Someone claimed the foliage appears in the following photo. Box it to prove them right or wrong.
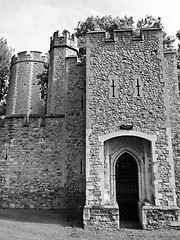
[137,15,175,50]
[162,33,175,50]
[75,15,175,51]
[176,31,180,87]
[176,30,180,41]
[0,37,13,116]
[37,63,49,107]
[176,31,180,70]
[75,15,134,60]
[75,15,134,39]
[38,15,176,102]
[136,15,163,29]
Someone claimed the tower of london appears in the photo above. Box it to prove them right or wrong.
[1,28,180,229]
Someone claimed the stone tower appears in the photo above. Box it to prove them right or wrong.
[6,51,47,117]
[2,27,180,230]
[47,30,78,115]
[83,28,180,229]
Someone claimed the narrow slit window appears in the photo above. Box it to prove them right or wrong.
[80,158,83,174]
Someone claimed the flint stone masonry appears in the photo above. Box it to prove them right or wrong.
[6,51,48,117]
[47,30,78,115]
[83,206,119,229]
[0,116,85,209]
[164,51,180,208]
[84,28,180,228]
[2,28,180,229]
[142,206,180,229]
[3,31,86,210]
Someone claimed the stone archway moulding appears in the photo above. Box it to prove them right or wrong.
[99,130,157,144]
[98,130,159,205]
[109,147,144,205]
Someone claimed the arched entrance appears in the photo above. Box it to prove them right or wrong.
[116,152,139,221]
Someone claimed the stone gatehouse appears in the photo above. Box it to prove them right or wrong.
[1,28,180,229]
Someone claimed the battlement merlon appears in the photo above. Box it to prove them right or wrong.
[86,28,163,43]
[11,51,48,66]
[50,30,78,53]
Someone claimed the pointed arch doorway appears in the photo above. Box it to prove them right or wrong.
[116,152,139,221]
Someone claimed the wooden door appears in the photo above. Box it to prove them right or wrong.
[116,152,139,221]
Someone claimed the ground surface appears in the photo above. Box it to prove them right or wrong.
[0,209,180,240]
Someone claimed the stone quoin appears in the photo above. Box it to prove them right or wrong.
[1,28,180,229]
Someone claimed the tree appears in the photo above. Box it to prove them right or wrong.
[137,15,175,50]
[38,15,176,103]
[75,15,134,52]
[38,15,134,103]
[75,15,175,51]
[75,15,135,60]
[176,30,180,70]
[0,37,13,116]
[37,63,49,113]
[136,15,163,29]
[75,15,134,38]
[37,63,49,103]
[176,30,180,42]
[175,31,180,86]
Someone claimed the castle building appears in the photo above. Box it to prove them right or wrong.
[1,28,180,229]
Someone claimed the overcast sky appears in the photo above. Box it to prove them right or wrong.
[0,0,180,54]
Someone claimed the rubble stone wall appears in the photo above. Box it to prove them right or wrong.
[64,56,86,207]
[165,51,180,208]
[0,115,85,209]
[85,28,179,228]
[142,206,180,229]
[6,51,47,117]
[2,30,86,209]
[47,30,78,115]
[86,29,175,207]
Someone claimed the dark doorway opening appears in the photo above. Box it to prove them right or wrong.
[116,152,139,221]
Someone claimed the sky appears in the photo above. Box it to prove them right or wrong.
[0,0,180,54]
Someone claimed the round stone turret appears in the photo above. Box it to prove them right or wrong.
[6,51,48,117]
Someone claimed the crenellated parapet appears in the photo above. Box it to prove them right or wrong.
[11,51,48,66]
[86,28,162,43]
[47,30,79,115]
[50,30,78,52]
